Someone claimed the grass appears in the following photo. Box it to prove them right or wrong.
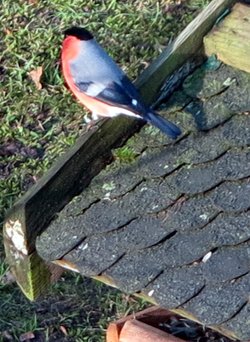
[113,146,138,163]
[0,0,210,340]
[0,270,149,341]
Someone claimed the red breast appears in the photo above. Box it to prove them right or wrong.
[61,37,111,116]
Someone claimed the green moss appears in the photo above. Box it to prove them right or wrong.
[113,146,138,164]
[102,181,116,192]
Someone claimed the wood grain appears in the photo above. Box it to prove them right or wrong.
[204,3,250,73]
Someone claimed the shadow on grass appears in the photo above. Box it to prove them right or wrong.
[0,272,148,341]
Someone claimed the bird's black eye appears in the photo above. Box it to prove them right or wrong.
[64,27,93,41]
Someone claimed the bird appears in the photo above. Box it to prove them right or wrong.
[61,26,181,139]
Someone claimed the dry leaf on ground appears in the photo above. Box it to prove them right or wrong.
[29,66,43,90]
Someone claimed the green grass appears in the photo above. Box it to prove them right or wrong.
[0,271,149,341]
[113,146,138,163]
[0,0,210,340]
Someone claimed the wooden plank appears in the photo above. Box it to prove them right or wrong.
[204,3,250,73]
[3,0,236,300]
[3,117,141,299]
[4,117,139,254]
[106,306,174,342]
[137,0,236,103]
[3,220,65,300]
[118,320,183,342]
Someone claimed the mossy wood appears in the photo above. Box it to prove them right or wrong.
[4,0,236,300]
[204,2,250,74]
[137,0,236,103]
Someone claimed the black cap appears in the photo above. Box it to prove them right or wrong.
[64,27,93,40]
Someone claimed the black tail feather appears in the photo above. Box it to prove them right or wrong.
[144,111,181,139]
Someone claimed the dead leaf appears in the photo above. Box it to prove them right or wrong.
[29,66,43,90]
[60,325,68,336]
[4,28,12,35]
[0,270,16,285]
[2,331,13,341]
[19,331,35,341]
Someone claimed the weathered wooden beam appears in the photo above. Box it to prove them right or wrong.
[137,0,236,103]
[204,3,250,74]
[3,117,141,299]
[3,0,236,300]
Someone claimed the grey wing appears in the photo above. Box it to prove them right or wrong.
[75,78,146,116]
[70,40,125,87]
[69,40,146,113]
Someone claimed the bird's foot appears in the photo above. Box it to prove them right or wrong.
[84,114,99,131]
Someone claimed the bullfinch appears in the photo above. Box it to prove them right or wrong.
[61,27,181,139]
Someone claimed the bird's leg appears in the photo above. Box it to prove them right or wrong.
[85,112,100,131]
[91,112,99,121]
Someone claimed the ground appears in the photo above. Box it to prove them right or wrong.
[0,1,211,341]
